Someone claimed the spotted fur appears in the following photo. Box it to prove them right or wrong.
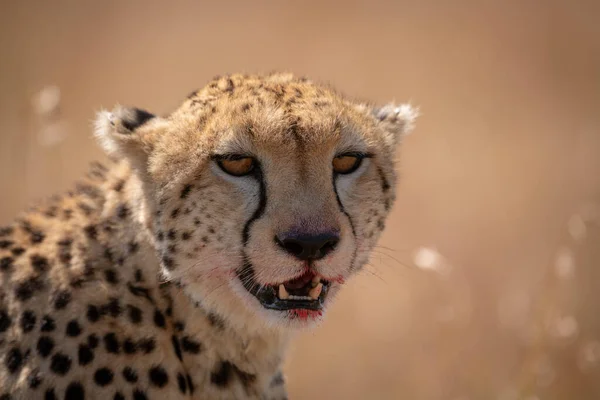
[0,73,417,399]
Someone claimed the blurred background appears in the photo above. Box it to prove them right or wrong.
[1,1,599,399]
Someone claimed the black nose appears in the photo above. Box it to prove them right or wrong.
[276,232,340,261]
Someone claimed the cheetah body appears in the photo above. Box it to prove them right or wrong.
[0,73,416,399]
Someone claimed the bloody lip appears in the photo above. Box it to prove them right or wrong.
[236,265,331,312]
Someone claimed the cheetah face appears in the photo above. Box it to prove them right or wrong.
[95,75,417,330]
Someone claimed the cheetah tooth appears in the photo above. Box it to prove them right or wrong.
[310,275,321,288]
[278,284,289,300]
[308,282,323,299]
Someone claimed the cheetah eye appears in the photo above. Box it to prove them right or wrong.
[216,155,256,176]
[332,153,365,175]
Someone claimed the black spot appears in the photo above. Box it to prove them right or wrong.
[167,229,176,240]
[157,231,164,241]
[181,336,201,354]
[88,334,99,348]
[177,373,187,393]
[50,352,71,375]
[0,240,13,249]
[174,321,185,331]
[11,247,25,256]
[76,183,102,199]
[121,108,155,131]
[20,310,36,333]
[0,395,11,400]
[5,347,23,373]
[148,366,169,387]
[37,336,55,358]
[123,367,138,383]
[180,184,193,199]
[128,241,139,253]
[0,310,11,332]
[104,269,119,285]
[29,230,45,244]
[58,248,72,265]
[208,312,225,330]
[224,78,235,93]
[127,305,143,324]
[211,361,232,387]
[113,393,125,400]
[134,269,143,282]
[113,179,125,192]
[87,305,101,322]
[162,256,175,270]
[15,276,45,301]
[270,371,285,387]
[84,225,97,240]
[63,209,73,220]
[66,319,82,337]
[104,333,120,353]
[40,315,56,332]
[64,382,85,400]
[186,374,195,394]
[138,338,156,354]
[123,338,137,354]
[27,368,43,388]
[171,208,180,219]
[132,390,147,400]
[0,226,13,236]
[127,283,154,303]
[54,290,72,309]
[233,365,256,388]
[78,344,94,366]
[116,203,129,219]
[181,231,191,240]
[57,238,73,265]
[102,297,121,317]
[94,367,114,386]
[45,388,57,400]
[0,256,14,271]
[30,254,49,272]
[103,248,114,262]
[153,310,166,328]
[171,335,182,361]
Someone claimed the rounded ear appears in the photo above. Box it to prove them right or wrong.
[370,103,419,145]
[94,105,158,165]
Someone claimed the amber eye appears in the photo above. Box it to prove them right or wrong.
[217,156,256,176]
[332,154,363,174]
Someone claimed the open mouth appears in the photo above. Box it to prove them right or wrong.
[237,265,330,311]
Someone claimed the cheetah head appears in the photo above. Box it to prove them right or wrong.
[95,74,417,331]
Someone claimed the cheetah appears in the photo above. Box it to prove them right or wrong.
[0,73,417,399]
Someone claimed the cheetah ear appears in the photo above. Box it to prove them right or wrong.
[94,106,159,164]
[370,103,419,145]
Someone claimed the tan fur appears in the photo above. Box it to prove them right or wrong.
[0,72,416,399]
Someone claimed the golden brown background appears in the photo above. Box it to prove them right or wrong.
[1,1,599,399]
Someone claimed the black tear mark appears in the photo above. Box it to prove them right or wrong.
[331,174,358,270]
[241,163,267,245]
